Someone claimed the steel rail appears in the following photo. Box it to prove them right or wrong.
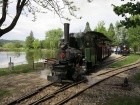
[102,56,126,66]
[55,61,140,105]
[29,79,87,105]
[7,82,55,105]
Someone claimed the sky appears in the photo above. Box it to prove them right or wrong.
[0,0,139,41]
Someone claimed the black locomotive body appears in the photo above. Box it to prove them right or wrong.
[47,23,111,83]
[121,45,130,56]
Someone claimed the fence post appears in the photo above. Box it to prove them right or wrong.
[9,57,14,71]
[33,58,34,69]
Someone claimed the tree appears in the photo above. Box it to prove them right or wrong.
[84,22,92,32]
[14,42,23,48]
[94,21,108,35]
[112,1,140,28]
[114,21,122,45]
[0,0,93,37]
[114,21,129,46]
[128,26,140,53]
[40,40,50,49]
[2,42,15,49]
[33,39,40,49]
[108,23,116,45]
[25,31,34,49]
[45,28,63,49]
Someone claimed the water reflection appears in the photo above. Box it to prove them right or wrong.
[0,50,57,68]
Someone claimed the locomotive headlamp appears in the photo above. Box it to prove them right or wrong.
[60,52,65,59]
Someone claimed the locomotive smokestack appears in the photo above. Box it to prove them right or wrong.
[64,23,70,43]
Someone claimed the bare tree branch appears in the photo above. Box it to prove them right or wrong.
[0,0,90,37]
[0,0,8,27]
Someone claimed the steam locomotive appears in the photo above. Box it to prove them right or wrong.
[47,23,111,83]
[121,45,130,56]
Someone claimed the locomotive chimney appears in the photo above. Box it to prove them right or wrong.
[64,23,70,43]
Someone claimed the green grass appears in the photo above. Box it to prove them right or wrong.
[0,89,12,97]
[0,62,43,76]
[109,54,140,68]
[104,97,140,105]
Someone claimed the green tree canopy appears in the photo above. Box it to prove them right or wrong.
[112,1,140,28]
[94,21,108,36]
[2,42,15,49]
[33,39,40,49]
[84,22,92,32]
[114,21,122,45]
[107,23,116,45]
[25,31,35,49]
[128,26,140,52]
[14,42,23,48]
[45,28,63,49]
[113,21,129,46]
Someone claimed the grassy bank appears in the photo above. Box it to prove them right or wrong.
[104,97,140,105]
[0,62,43,76]
[0,89,12,98]
[109,54,140,68]
[131,73,140,84]
[0,47,26,52]
[0,47,58,52]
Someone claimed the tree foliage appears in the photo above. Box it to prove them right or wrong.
[33,39,40,49]
[107,23,116,45]
[40,40,50,49]
[2,42,15,49]
[84,22,92,32]
[112,1,140,28]
[94,21,108,36]
[14,42,23,48]
[113,21,129,46]
[45,28,63,49]
[128,26,140,52]
[114,21,122,45]
[25,31,34,49]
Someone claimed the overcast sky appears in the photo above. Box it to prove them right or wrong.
[0,0,139,41]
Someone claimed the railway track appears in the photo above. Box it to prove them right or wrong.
[40,60,140,105]
[56,61,140,105]
[7,79,87,105]
[7,82,56,105]
[7,56,137,105]
[102,56,126,66]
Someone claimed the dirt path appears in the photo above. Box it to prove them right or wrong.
[0,71,49,105]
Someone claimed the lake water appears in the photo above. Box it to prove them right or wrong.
[0,51,56,68]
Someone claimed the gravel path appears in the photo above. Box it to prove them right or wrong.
[0,71,49,105]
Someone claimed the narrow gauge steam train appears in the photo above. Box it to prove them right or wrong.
[120,45,130,56]
[47,23,111,83]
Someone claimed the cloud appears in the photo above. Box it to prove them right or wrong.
[1,0,139,40]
